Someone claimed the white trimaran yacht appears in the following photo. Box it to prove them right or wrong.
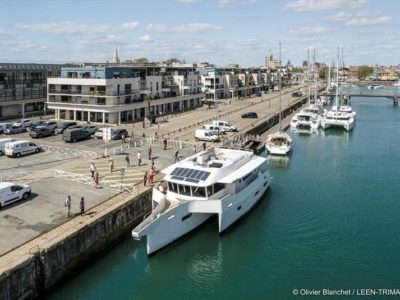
[132,147,271,255]
[266,42,292,155]
[321,46,355,132]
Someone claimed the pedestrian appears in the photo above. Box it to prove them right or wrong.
[94,171,99,188]
[90,163,96,178]
[109,158,114,173]
[143,171,147,187]
[155,132,158,138]
[121,134,126,144]
[80,197,85,216]
[194,145,197,154]
[142,132,145,138]
[174,149,179,162]
[125,154,130,167]
[151,159,155,170]
[163,139,167,150]
[137,151,142,166]
[202,142,206,151]
[148,146,152,160]
[64,195,72,218]
[148,168,154,184]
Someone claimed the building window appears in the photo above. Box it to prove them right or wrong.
[97,98,106,105]
[156,82,159,91]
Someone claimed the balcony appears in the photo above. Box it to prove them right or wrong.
[48,89,138,96]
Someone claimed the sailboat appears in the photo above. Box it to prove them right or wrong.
[266,42,292,155]
[321,46,355,132]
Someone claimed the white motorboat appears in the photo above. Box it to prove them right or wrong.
[393,80,400,87]
[321,111,354,131]
[290,111,320,130]
[267,42,293,155]
[265,131,292,155]
[367,84,383,90]
[132,147,272,255]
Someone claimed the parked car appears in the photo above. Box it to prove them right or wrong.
[29,127,55,138]
[111,129,128,140]
[63,128,91,142]
[95,128,106,139]
[0,123,12,134]
[4,125,25,135]
[241,112,258,118]
[0,182,31,209]
[4,140,42,157]
[55,122,77,134]
[82,125,98,135]
[212,120,237,132]
[29,120,46,131]
[195,129,219,142]
[292,91,303,97]
[0,138,15,155]
[256,92,262,97]
[38,121,58,132]
[13,119,31,128]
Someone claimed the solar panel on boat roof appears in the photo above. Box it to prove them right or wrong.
[170,168,211,182]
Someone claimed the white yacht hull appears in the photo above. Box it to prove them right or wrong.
[133,173,271,255]
[266,145,291,155]
[321,119,354,131]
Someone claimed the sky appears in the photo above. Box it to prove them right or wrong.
[0,0,399,67]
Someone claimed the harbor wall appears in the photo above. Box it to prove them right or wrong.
[0,189,152,300]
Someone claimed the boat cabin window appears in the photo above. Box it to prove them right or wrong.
[168,182,178,192]
[178,184,191,196]
[192,186,206,198]
[206,186,212,197]
[213,183,226,194]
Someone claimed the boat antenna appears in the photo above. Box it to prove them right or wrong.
[279,42,282,131]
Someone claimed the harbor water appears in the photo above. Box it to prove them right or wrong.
[49,90,400,300]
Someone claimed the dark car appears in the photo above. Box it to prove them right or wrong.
[4,125,25,135]
[29,120,46,131]
[241,112,258,118]
[292,91,303,97]
[0,123,12,134]
[73,125,98,135]
[29,127,55,138]
[256,92,262,97]
[55,122,77,134]
[63,128,91,142]
[111,129,128,140]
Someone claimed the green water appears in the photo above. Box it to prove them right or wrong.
[49,94,400,300]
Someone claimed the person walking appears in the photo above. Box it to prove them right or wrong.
[80,197,85,216]
[194,145,197,154]
[90,163,96,178]
[174,149,179,162]
[202,142,206,151]
[64,195,72,218]
[148,146,152,160]
[94,171,99,188]
[137,151,142,166]
[121,133,126,144]
[109,158,114,173]
[163,139,167,150]
[143,171,147,187]
[125,154,130,168]
[148,168,154,184]
[151,159,155,170]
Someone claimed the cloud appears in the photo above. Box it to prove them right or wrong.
[147,23,222,33]
[344,12,392,26]
[327,11,351,22]
[15,21,139,35]
[121,22,139,29]
[288,26,329,36]
[176,0,200,2]
[138,35,152,42]
[285,0,367,12]
[219,0,234,7]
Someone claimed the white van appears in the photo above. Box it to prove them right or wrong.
[202,124,226,135]
[195,129,219,142]
[0,182,31,209]
[13,119,31,128]
[4,140,42,158]
[0,138,15,155]
[212,120,237,132]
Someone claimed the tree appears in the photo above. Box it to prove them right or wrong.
[165,57,185,65]
[133,57,149,64]
[319,67,326,79]
[358,66,374,80]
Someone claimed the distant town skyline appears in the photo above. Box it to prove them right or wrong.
[0,0,399,66]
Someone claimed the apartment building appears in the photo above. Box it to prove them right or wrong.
[47,65,204,124]
[0,63,62,120]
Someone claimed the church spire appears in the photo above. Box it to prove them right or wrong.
[112,48,120,64]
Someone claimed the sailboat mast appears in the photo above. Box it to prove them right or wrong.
[327,59,331,91]
[336,46,339,120]
[279,42,282,130]
[313,48,317,102]
[307,48,310,105]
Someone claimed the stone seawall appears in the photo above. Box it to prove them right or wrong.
[0,189,152,300]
